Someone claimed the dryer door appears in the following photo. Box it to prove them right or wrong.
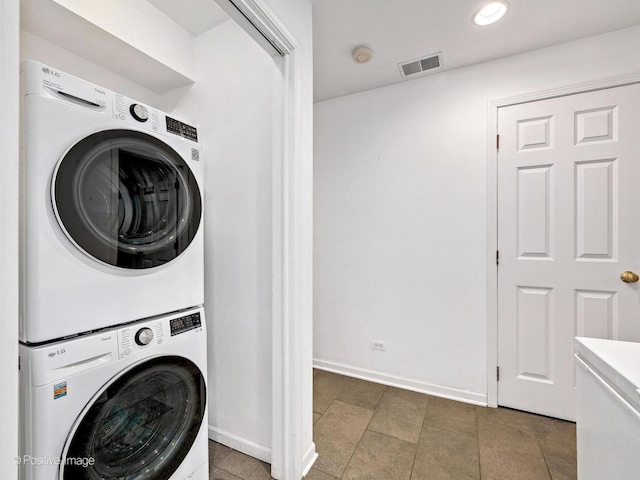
[60,356,206,480]
[53,129,202,269]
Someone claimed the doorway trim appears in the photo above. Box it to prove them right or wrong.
[216,1,314,479]
[486,71,640,408]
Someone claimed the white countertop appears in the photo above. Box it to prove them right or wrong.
[575,337,640,412]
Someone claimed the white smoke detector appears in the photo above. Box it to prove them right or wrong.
[352,46,373,64]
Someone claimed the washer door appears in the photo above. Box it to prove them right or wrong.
[61,356,206,480]
[53,129,202,269]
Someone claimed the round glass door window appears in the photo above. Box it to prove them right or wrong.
[61,356,206,480]
[53,129,202,269]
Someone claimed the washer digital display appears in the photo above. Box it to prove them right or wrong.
[170,313,202,336]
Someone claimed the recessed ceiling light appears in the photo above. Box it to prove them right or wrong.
[473,0,510,26]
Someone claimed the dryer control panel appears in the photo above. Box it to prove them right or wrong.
[166,116,198,142]
[116,308,205,360]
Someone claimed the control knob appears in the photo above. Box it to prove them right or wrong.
[129,103,149,122]
[135,327,154,346]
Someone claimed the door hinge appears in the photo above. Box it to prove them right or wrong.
[496,250,499,265]
[496,366,500,381]
[496,134,500,150]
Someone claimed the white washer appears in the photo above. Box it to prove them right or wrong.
[20,60,204,343]
[19,307,208,480]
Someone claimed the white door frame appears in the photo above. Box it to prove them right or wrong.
[0,1,20,479]
[216,1,312,479]
[486,71,640,408]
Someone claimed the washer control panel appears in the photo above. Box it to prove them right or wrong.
[129,103,149,122]
[135,327,154,346]
[170,312,202,336]
[118,320,164,359]
[116,309,204,359]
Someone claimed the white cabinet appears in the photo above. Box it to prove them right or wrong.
[575,337,640,480]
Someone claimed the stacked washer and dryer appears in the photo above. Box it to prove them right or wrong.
[19,61,208,480]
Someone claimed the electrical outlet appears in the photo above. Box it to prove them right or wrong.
[371,340,386,351]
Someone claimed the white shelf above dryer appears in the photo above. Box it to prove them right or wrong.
[21,0,196,94]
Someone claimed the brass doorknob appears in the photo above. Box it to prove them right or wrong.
[621,271,639,283]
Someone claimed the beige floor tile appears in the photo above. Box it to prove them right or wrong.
[342,430,416,480]
[217,451,272,480]
[309,371,576,480]
[477,420,551,480]
[367,389,428,444]
[209,440,234,467]
[385,387,430,409]
[529,415,576,457]
[413,465,477,480]
[526,415,576,479]
[337,376,387,410]
[423,396,477,437]
[210,466,245,480]
[543,452,577,480]
[314,371,348,414]
[313,400,374,477]
[475,405,536,431]
[411,426,479,480]
[304,468,337,480]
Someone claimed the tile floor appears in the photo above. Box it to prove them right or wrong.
[309,370,576,480]
[208,441,274,480]
[208,369,577,480]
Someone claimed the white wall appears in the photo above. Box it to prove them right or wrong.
[166,19,278,457]
[165,0,316,468]
[314,25,640,402]
[177,1,316,474]
[0,1,20,479]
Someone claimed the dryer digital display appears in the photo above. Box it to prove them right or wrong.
[166,116,198,142]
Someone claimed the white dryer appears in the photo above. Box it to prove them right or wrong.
[19,307,208,480]
[20,61,204,343]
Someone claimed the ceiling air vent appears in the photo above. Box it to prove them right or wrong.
[398,52,443,78]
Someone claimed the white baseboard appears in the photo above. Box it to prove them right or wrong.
[313,359,487,406]
[301,442,318,477]
[208,425,271,464]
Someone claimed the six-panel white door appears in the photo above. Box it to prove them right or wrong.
[497,83,640,421]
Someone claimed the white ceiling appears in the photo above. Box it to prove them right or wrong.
[312,0,640,103]
[148,0,229,36]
